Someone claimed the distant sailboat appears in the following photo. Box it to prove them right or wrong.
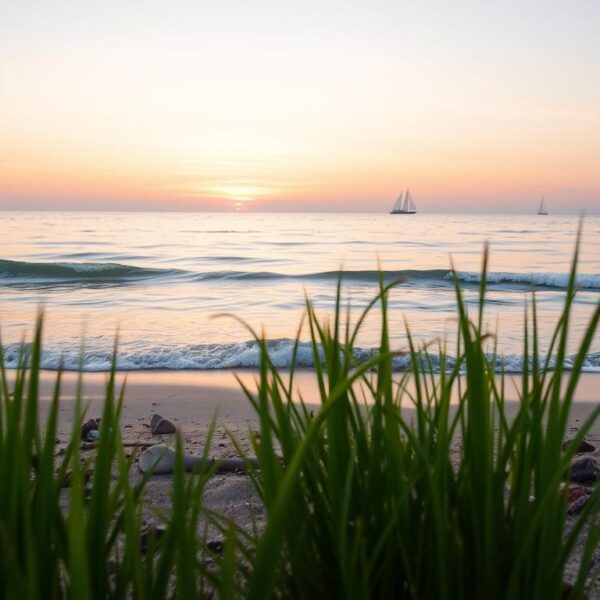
[390,189,417,214]
[537,196,548,215]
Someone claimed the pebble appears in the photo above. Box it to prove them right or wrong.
[570,457,600,484]
[206,539,224,554]
[150,414,176,435]
[80,417,101,441]
[86,430,100,442]
[562,438,596,454]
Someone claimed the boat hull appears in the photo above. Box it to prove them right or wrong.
[390,211,417,214]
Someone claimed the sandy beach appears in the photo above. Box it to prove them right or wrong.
[28,369,599,531]
[33,369,600,450]
[35,368,600,431]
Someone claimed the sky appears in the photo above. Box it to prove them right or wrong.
[1,1,599,213]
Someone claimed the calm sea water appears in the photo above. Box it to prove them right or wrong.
[0,211,598,372]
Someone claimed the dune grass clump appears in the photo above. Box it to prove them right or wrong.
[231,241,600,599]
[0,238,598,598]
[0,332,220,597]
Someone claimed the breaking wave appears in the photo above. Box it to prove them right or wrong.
[451,271,600,290]
[2,339,599,373]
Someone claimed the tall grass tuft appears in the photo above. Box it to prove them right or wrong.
[231,237,600,599]
[0,322,236,597]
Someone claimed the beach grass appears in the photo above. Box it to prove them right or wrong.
[0,239,599,598]
[229,240,600,599]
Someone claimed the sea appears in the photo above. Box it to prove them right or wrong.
[0,211,598,373]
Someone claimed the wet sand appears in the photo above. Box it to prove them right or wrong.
[33,368,600,418]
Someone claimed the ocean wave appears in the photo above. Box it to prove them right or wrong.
[0,259,182,284]
[1,259,598,290]
[2,340,599,374]
[452,271,600,290]
[187,269,451,283]
[186,268,600,291]
[192,269,600,289]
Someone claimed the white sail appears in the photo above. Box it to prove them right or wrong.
[406,189,416,212]
[538,196,548,215]
[390,188,417,214]
[402,192,409,212]
[392,191,404,212]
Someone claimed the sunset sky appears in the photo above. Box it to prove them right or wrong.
[1,1,599,212]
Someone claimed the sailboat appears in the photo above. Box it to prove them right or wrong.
[537,196,548,215]
[390,189,417,214]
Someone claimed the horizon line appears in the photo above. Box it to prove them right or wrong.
[0,208,596,216]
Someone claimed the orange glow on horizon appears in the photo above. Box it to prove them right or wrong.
[1,3,599,212]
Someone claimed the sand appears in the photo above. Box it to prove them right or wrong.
[36,368,600,422]
[32,368,599,464]
[36,369,600,449]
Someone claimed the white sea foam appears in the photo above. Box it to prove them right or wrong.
[2,341,599,374]
[451,271,600,290]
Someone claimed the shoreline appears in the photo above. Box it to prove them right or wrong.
[24,367,600,401]
[14,368,598,445]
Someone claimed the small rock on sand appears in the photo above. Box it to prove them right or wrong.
[562,438,596,454]
[570,457,600,484]
[150,414,176,435]
[81,417,101,440]
[206,539,224,554]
